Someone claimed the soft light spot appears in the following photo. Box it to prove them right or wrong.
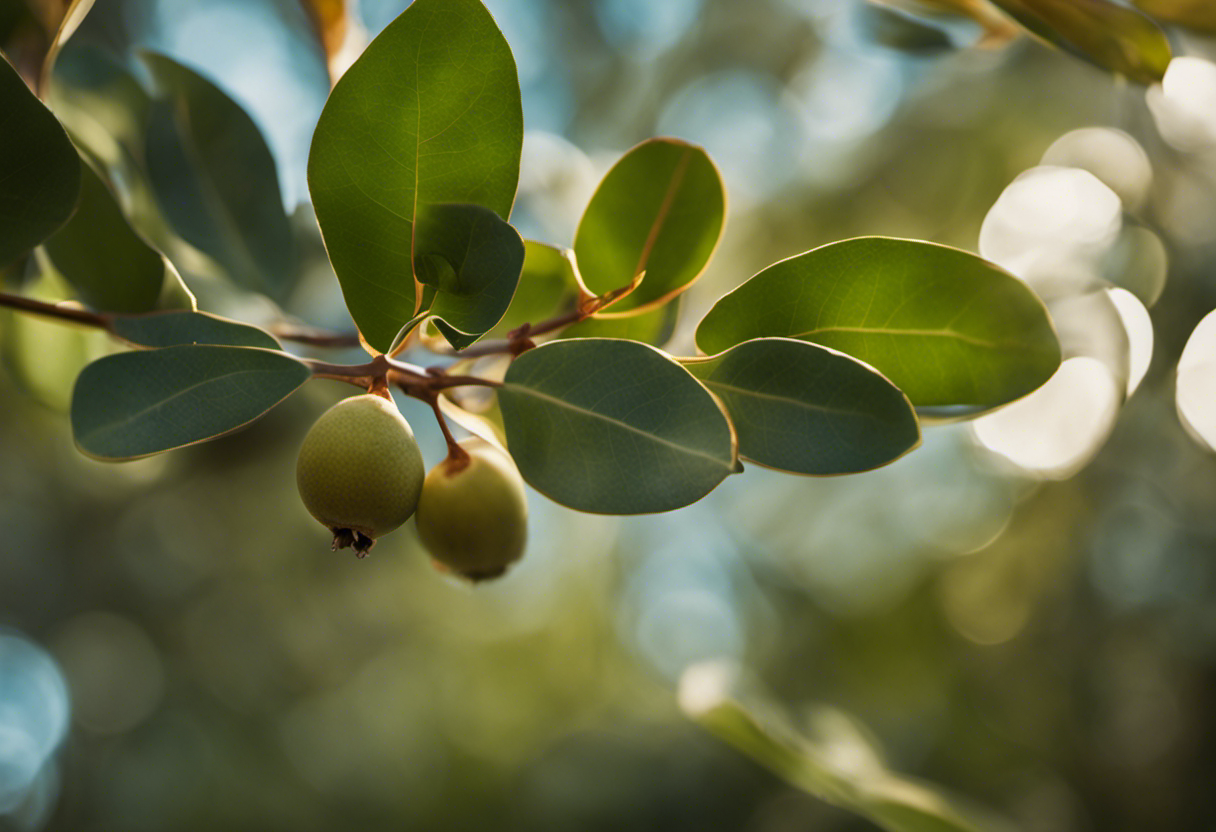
[1176,309,1216,452]
[1107,288,1153,398]
[979,167,1122,297]
[972,357,1121,479]
[1041,127,1152,210]
[1147,57,1216,152]
[677,660,737,717]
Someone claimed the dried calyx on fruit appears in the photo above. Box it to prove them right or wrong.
[415,438,528,581]
[296,392,426,557]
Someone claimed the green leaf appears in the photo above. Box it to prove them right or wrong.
[43,155,164,313]
[0,53,81,268]
[308,0,523,353]
[412,203,525,350]
[487,241,580,339]
[696,237,1061,409]
[988,0,1171,83]
[574,138,724,314]
[679,663,1012,832]
[498,338,737,514]
[141,52,297,299]
[559,301,680,347]
[48,44,152,166]
[683,338,920,474]
[1,268,109,413]
[109,311,281,350]
[1133,0,1216,32]
[71,345,310,460]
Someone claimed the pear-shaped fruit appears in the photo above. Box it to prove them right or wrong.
[415,439,528,581]
[296,393,425,556]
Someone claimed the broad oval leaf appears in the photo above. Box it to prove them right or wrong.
[498,338,737,514]
[574,138,724,315]
[413,203,525,350]
[684,338,920,474]
[308,0,523,353]
[109,311,281,350]
[487,241,580,339]
[559,301,680,347]
[43,155,164,313]
[696,237,1061,409]
[989,0,1171,83]
[142,52,297,299]
[0,53,81,268]
[71,345,310,460]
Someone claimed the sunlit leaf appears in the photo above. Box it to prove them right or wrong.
[487,241,580,340]
[43,155,164,314]
[574,138,724,315]
[1133,0,1216,32]
[142,51,297,299]
[679,662,1012,832]
[109,311,281,350]
[412,203,525,350]
[559,301,680,347]
[1,268,108,413]
[0,52,80,267]
[308,0,523,353]
[696,237,1061,409]
[498,338,737,514]
[988,0,1171,83]
[684,338,921,474]
[71,344,310,460]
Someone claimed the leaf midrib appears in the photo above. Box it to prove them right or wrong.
[698,377,889,420]
[81,363,289,446]
[502,383,734,471]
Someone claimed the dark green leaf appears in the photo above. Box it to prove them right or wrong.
[0,52,80,267]
[498,338,737,514]
[413,203,525,350]
[487,241,580,339]
[109,311,281,349]
[43,155,164,313]
[71,344,310,459]
[142,52,297,298]
[574,138,724,314]
[559,301,680,347]
[684,338,920,474]
[48,43,151,163]
[1134,0,1216,32]
[308,0,523,353]
[696,237,1061,409]
[989,0,1171,83]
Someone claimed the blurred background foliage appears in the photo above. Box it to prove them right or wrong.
[5,0,1216,829]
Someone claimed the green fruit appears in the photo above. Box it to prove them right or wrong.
[296,393,425,556]
[415,439,528,581]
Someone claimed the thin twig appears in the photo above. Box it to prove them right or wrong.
[0,292,109,328]
[270,324,362,348]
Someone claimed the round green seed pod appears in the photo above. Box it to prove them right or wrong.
[296,393,425,556]
[415,439,528,581]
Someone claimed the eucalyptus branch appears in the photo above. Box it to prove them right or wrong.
[269,323,362,348]
[440,306,587,359]
[0,291,109,328]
